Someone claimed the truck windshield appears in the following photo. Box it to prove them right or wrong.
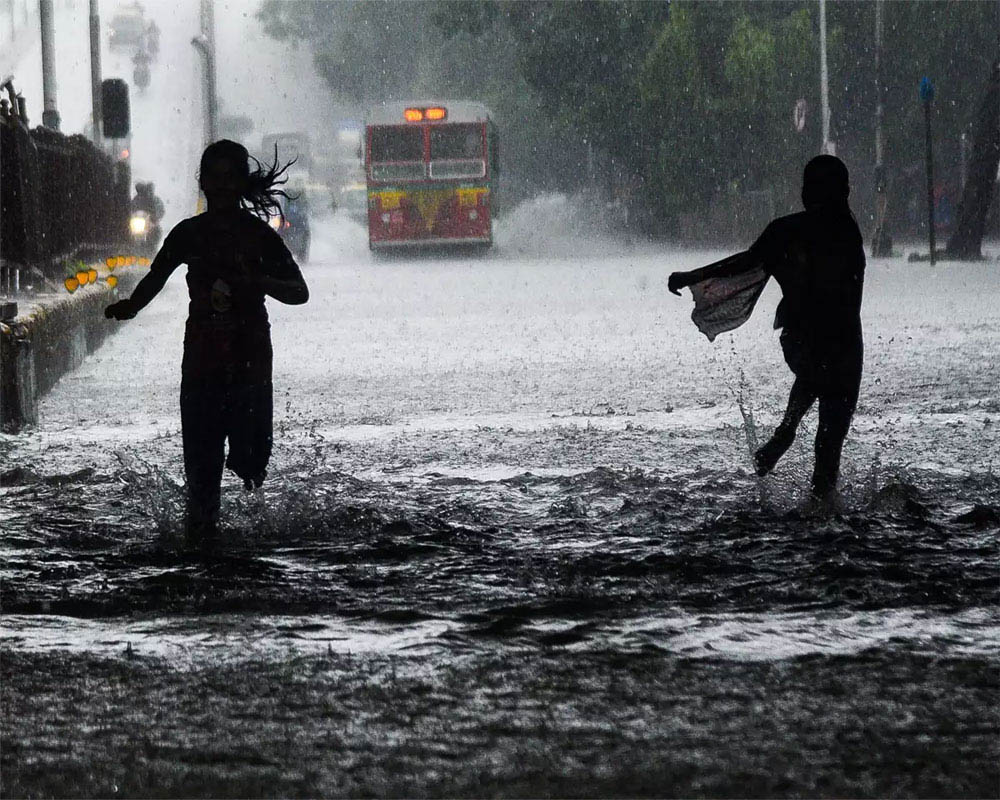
[429,125,483,159]
[429,124,484,178]
[370,127,423,162]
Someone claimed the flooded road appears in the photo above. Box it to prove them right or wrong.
[2,204,999,663]
[3,1,997,794]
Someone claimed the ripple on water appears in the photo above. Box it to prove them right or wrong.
[2,451,998,657]
[2,607,997,663]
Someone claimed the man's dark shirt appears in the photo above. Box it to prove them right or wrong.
[750,207,865,360]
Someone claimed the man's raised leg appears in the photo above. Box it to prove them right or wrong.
[755,377,816,476]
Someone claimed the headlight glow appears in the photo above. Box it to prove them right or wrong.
[129,215,147,235]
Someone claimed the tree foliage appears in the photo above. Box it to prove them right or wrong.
[257,0,998,234]
[256,0,592,200]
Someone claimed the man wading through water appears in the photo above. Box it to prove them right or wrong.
[668,155,865,506]
[106,140,309,543]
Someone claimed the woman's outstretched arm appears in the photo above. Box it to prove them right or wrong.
[105,269,171,319]
[104,228,184,320]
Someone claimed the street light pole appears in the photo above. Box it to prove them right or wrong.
[191,35,218,144]
[819,0,832,154]
[871,0,892,256]
[192,0,218,145]
[89,0,102,145]
[996,0,1000,238]
[920,77,936,265]
[39,0,60,130]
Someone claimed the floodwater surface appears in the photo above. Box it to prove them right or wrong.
[3,203,999,665]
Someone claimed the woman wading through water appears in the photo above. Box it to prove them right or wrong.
[106,140,309,543]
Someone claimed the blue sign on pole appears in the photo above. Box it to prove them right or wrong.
[919,76,935,103]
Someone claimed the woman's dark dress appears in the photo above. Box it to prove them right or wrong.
[148,209,304,528]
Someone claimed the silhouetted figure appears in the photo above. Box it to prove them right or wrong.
[132,50,151,90]
[146,20,160,59]
[106,140,309,542]
[132,181,164,221]
[669,156,865,502]
[131,181,164,249]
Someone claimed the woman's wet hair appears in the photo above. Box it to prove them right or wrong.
[198,139,295,221]
[801,154,850,210]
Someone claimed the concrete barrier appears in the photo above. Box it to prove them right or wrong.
[0,265,144,432]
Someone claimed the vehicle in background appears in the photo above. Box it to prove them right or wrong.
[337,181,369,225]
[365,101,497,251]
[129,181,163,256]
[145,20,159,59]
[109,2,146,49]
[323,120,363,187]
[132,51,151,91]
[319,119,366,223]
[269,184,310,263]
[128,210,158,255]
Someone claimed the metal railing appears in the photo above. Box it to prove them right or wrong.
[1,80,128,296]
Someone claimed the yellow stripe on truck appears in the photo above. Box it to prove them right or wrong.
[374,190,406,211]
[457,188,487,208]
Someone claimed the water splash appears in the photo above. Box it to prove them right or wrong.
[112,448,186,541]
[733,368,760,457]
[730,367,780,512]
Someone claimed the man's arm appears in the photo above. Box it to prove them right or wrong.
[669,251,759,295]
[669,219,783,296]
